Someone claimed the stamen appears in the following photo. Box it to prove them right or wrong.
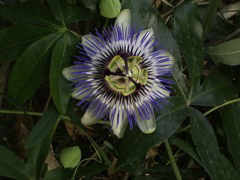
[129,77,141,90]
[105,54,148,96]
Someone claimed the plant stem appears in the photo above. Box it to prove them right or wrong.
[68,29,81,39]
[0,109,70,121]
[0,109,43,116]
[164,140,182,180]
[176,97,240,133]
[203,98,240,116]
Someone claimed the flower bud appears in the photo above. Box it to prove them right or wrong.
[60,146,81,169]
[99,0,121,18]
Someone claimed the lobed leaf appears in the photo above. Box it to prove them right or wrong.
[8,33,62,103]
[0,2,60,26]
[0,24,52,62]
[50,32,78,115]
[47,0,92,25]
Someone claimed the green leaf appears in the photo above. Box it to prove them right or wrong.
[25,134,51,179]
[47,0,65,26]
[0,146,30,180]
[8,33,62,103]
[0,2,60,26]
[122,0,188,102]
[207,38,240,66]
[60,146,81,169]
[25,106,59,148]
[47,0,92,25]
[117,97,189,168]
[222,102,240,174]
[174,2,204,79]
[0,24,52,62]
[190,108,238,180]
[170,137,202,166]
[191,72,237,106]
[203,0,219,37]
[50,33,78,115]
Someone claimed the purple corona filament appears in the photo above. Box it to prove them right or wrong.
[73,26,172,125]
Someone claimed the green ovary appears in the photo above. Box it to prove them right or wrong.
[105,55,148,96]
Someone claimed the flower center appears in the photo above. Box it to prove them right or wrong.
[104,52,148,96]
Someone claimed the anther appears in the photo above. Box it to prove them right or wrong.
[129,77,142,90]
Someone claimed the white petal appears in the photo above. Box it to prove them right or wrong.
[115,9,131,29]
[81,108,99,125]
[158,51,174,69]
[133,28,154,55]
[152,82,170,98]
[62,65,80,82]
[110,102,128,138]
[135,105,156,134]
[71,87,92,100]
[112,116,128,138]
[82,34,102,58]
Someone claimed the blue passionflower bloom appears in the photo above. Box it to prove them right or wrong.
[62,9,174,138]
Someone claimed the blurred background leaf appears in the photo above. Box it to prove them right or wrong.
[208,38,240,66]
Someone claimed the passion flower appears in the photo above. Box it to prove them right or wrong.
[62,9,174,138]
